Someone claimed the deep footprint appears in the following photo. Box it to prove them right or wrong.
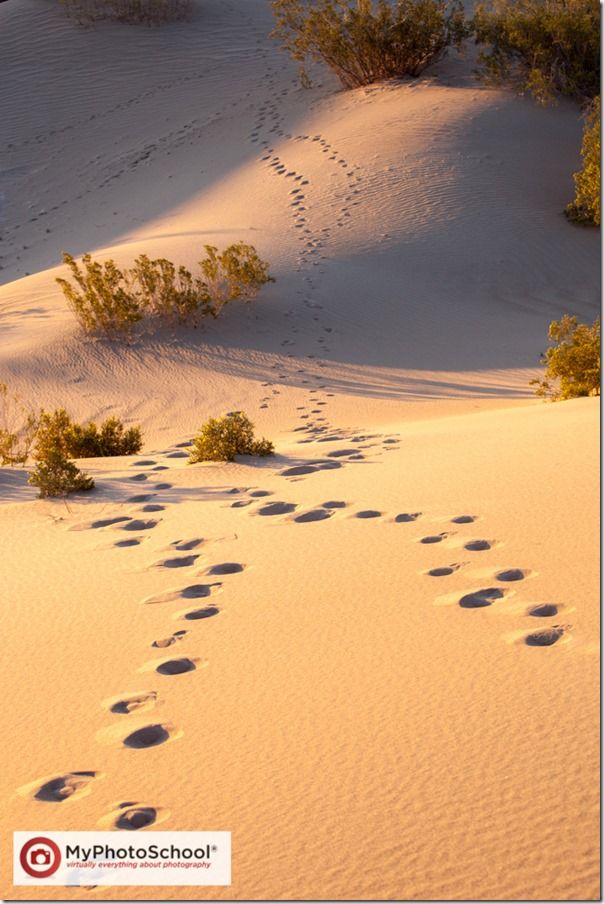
[181,606,220,621]
[123,724,172,748]
[524,626,566,646]
[527,604,559,618]
[496,568,526,581]
[156,658,197,675]
[33,772,98,802]
[206,563,244,575]
[459,587,505,608]
[110,692,157,715]
[395,513,421,523]
[464,540,492,552]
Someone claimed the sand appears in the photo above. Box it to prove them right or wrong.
[0,0,599,900]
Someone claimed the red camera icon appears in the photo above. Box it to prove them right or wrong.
[19,837,61,879]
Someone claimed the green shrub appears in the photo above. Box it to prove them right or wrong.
[56,244,274,336]
[35,409,143,459]
[0,383,38,466]
[566,96,600,226]
[60,0,191,25]
[189,412,275,463]
[200,244,275,314]
[56,254,142,337]
[473,0,600,104]
[28,450,95,499]
[531,315,600,399]
[271,0,468,89]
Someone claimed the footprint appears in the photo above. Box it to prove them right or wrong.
[142,583,221,605]
[294,509,332,523]
[155,658,198,676]
[280,465,318,477]
[257,501,297,516]
[100,802,169,831]
[180,606,220,621]
[355,510,381,519]
[114,538,142,548]
[123,724,176,748]
[527,604,559,618]
[130,474,148,482]
[141,504,165,513]
[153,555,199,569]
[249,490,272,498]
[132,460,156,467]
[72,516,132,531]
[426,564,462,577]
[152,630,187,648]
[395,513,421,523]
[451,515,476,524]
[322,500,347,509]
[127,495,155,504]
[459,587,505,609]
[206,562,244,575]
[524,626,566,647]
[495,568,526,581]
[154,483,172,490]
[328,449,359,458]
[420,533,448,544]
[106,692,158,715]
[18,771,100,803]
[123,519,159,532]
[170,538,203,551]
[464,540,492,552]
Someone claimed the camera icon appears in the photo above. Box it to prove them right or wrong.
[31,848,52,866]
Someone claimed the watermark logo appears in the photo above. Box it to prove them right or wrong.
[19,837,62,879]
[14,832,231,886]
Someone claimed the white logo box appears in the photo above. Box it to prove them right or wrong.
[14,831,231,886]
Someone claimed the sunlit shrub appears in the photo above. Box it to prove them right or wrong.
[28,450,95,498]
[189,412,275,463]
[35,409,143,459]
[566,96,600,226]
[56,244,274,336]
[473,0,600,104]
[531,315,600,399]
[271,0,468,89]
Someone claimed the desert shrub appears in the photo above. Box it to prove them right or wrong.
[566,96,600,226]
[472,0,600,104]
[60,0,191,25]
[0,383,38,466]
[200,243,275,313]
[189,412,275,463]
[531,315,600,399]
[56,254,142,337]
[57,245,274,336]
[35,409,143,459]
[129,255,215,325]
[271,0,468,89]
[28,450,95,499]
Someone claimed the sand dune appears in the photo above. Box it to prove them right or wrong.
[0,0,599,900]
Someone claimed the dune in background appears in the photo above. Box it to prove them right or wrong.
[0,0,599,900]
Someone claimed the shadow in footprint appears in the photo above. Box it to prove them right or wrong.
[171,539,203,551]
[111,692,157,715]
[465,540,491,552]
[258,502,297,516]
[527,604,559,618]
[427,565,459,577]
[355,510,381,519]
[420,534,447,544]
[155,556,199,569]
[123,725,171,749]
[395,513,421,523]
[124,520,158,532]
[525,626,565,646]
[452,515,476,524]
[281,465,318,477]
[116,806,157,830]
[496,569,526,582]
[34,772,98,802]
[207,563,244,575]
[294,509,332,523]
[459,587,504,609]
[114,538,142,548]
[322,500,347,509]
[156,658,197,676]
[182,606,220,621]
